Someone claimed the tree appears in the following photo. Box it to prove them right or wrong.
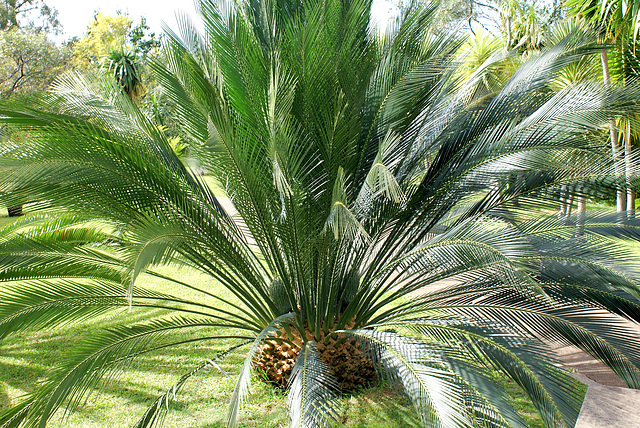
[73,13,148,68]
[567,0,640,216]
[106,47,143,99]
[0,28,69,98]
[0,0,60,33]
[546,18,601,224]
[72,13,160,68]
[1,1,640,427]
[72,13,133,68]
[0,7,69,217]
[498,0,563,52]
[127,17,161,57]
[72,13,160,102]
[456,31,512,100]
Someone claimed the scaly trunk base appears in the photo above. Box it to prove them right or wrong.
[254,325,377,390]
[7,205,22,217]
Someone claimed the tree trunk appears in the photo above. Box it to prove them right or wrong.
[7,205,22,217]
[625,125,636,218]
[559,184,567,218]
[565,192,574,219]
[576,186,586,237]
[506,15,512,49]
[601,49,626,213]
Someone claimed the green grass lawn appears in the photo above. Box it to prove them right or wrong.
[0,262,585,427]
[0,265,423,427]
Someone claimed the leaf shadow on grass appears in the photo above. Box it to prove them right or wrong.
[337,386,422,427]
[0,383,11,411]
[0,306,240,401]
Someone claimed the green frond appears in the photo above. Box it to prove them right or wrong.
[227,313,295,428]
[323,167,370,243]
[287,342,340,428]
[347,329,526,428]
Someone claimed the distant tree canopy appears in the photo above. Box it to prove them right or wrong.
[422,0,565,51]
[72,13,133,68]
[72,13,160,69]
[0,1,69,216]
[0,0,60,33]
[0,28,70,98]
[0,0,68,99]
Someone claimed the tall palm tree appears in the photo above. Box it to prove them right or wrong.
[547,18,602,224]
[567,0,640,215]
[1,0,640,427]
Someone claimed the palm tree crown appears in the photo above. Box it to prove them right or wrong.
[1,0,640,427]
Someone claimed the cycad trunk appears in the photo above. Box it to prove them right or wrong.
[7,205,22,217]
[255,326,376,390]
[601,49,626,213]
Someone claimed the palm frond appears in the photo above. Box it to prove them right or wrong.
[227,313,295,428]
[287,342,340,428]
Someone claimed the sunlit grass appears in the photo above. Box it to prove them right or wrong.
[0,265,417,427]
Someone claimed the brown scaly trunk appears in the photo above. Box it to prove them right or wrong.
[254,322,377,390]
[625,125,635,219]
[7,205,22,217]
[601,49,626,214]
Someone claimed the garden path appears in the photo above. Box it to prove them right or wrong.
[420,278,640,428]
[552,323,640,428]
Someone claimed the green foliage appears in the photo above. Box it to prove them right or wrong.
[72,13,159,69]
[566,0,640,43]
[499,0,551,51]
[106,48,143,99]
[72,13,132,68]
[456,30,513,96]
[0,28,70,98]
[0,1,639,427]
[167,135,188,158]
[0,0,60,33]
[128,17,161,57]
[547,18,601,88]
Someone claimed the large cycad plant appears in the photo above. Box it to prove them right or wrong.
[1,0,640,427]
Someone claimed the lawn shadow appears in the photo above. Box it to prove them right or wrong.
[0,305,238,401]
[338,386,421,427]
[0,383,11,411]
[192,385,422,428]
